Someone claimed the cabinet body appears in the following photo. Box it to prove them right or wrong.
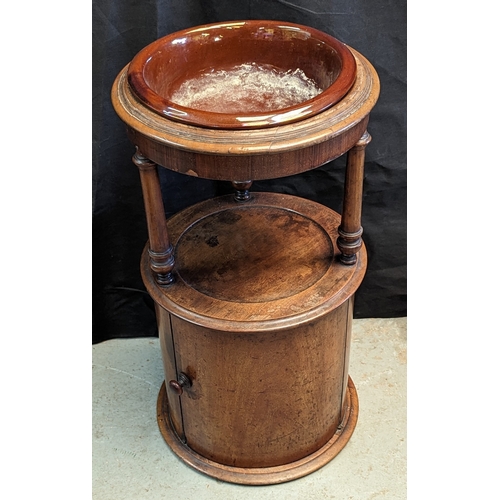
[140,193,365,484]
[157,298,353,468]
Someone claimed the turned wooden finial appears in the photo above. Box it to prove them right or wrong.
[232,180,253,202]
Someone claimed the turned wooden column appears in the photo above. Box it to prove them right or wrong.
[132,150,175,286]
[337,131,372,265]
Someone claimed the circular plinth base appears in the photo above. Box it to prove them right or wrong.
[157,377,359,485]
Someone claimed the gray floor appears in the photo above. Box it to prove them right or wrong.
[92,317,407,499]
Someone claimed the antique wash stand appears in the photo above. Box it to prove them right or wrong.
[111,21,379,485]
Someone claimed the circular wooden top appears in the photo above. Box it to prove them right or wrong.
[175,205,333,302]
[112,47,379,180]
[141,193,366,332]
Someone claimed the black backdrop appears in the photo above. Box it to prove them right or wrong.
[93,0,407,344]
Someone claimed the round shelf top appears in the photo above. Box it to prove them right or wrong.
[126,21,356,129]
[141,193,367,332]
[175,205,333,303]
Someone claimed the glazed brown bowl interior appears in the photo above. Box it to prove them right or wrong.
[127,21,356,129]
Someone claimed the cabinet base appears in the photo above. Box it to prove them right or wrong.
[157,377,359,485]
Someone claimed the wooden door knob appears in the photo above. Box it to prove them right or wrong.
[168,372,192,395]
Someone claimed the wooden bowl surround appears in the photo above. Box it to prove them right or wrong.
[111,22,380,485]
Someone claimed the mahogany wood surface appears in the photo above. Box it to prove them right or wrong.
[168,302,350,468]
[156,375,359,485]
[132,151,176,284]
[144,193,365,481]
[337,131,372,264]
[112,48,379,181]
[155,302,184,441]
[141,193,367,332]
[111,39,380,484]
[113,48,379,281]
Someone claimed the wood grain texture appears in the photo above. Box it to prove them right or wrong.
[156,376,359,485]
[112,48,379,181]
[141,193,367,332]
[112,39,379,484]
[155,303,184,441]
[170,303,349,468]
[174,205,333,302]
[133,151,175,285]
[148,193,364,478]
[337,131,372,265]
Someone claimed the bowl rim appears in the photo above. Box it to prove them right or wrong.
[126,20,357,129]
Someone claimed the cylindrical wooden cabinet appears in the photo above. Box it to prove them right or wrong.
[141,193,366,483]
[111,20,379,485]
[164,309,353,469]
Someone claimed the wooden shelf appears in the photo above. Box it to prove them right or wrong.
[141,192,366,332]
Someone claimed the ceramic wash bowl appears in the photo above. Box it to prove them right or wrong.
[127,20,357,129]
